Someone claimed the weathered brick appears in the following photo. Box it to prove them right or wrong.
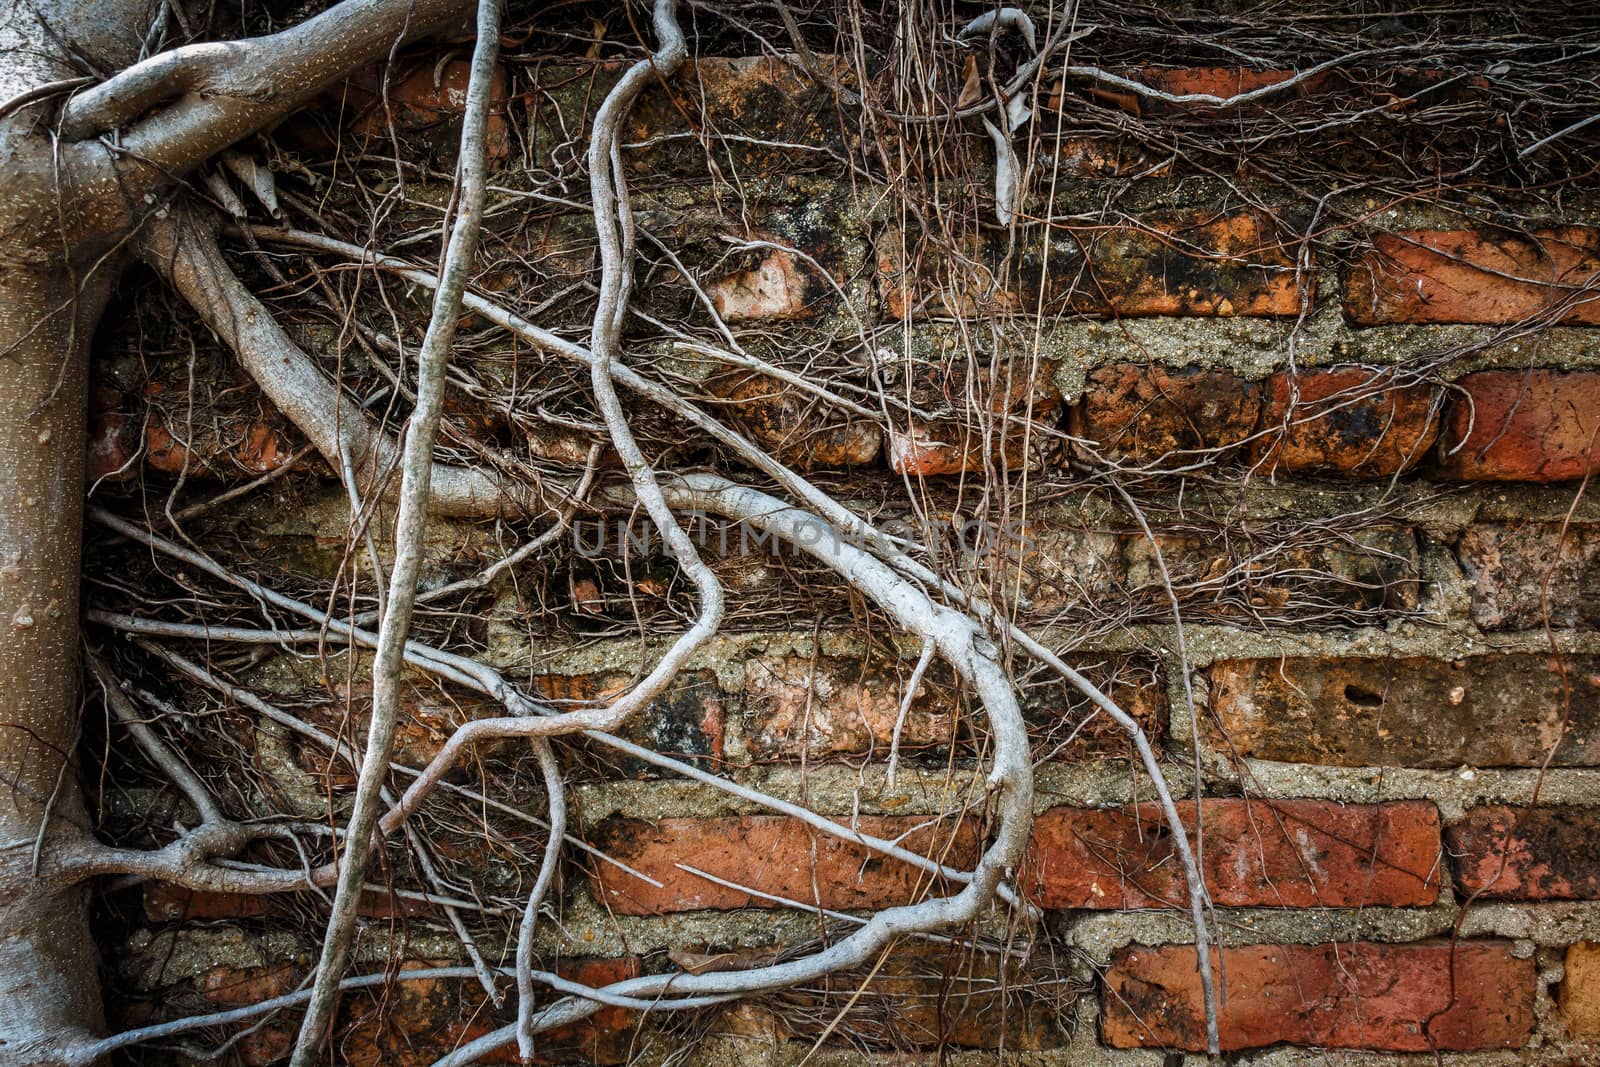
[1016,654,1167,761]
[532,57,850,179]
[1449,806,1600,901]
[142,881,425,923]
[1123,525,1423,622]
[200,962,300,1065]
[199,957,639,1066]
[308,679,506,779]
[145,413,296,479]
[143,882,268,923]
[1458,522,1600,630]
[1028,799,1440,909]
[536,670,725,775]
[885,410,1054,476]
[1011,525,1124,611]
[885,364,1060,476]
[1254,366,1441,475]
[1103,941,1535,1051]
[1071,363,1262,464]
[1562,942,1600,1039]
[756,943,1072,1050]
[345,57,511,166]
[587,814,978,914]
[1210,655,1600,768]
[87,383,137,483]
[740,653,954,762]
[1437,370,1600,482]
[710,374,880,468]
[879,211,1306,321]
[1050,137,1162,178]
[707,246,811,322]
[1140,67,1311,104]
[535,957,645,1066]
[1346,228,1600,325]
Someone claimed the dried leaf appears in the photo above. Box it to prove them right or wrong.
[957,55,982,108]
[669,950,744,975]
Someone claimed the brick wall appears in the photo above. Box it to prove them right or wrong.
[88,10,1600,1066]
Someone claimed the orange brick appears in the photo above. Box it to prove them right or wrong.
[1071,363,1261,463]
[1563,942,1600,1039]
[884,363,1060,476]
[1255,366,1441,475]
[1438,369,1600,481]
[587,814,978,914]
[1448,806,1600,901]
[1346,228,1600,325]
[1027,799,1440,909]
[710,374,880,469]
[880,211,1306,320]
[1104,941,1535,1051]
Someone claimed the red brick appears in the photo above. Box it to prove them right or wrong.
[1027,799,1440,909]
[1255,366,1441,475]
[1071,363,1261,464]
[87,383,136,483]
[197,957,640,1066]
[144,882,268,922]
[885,365,1060,476]
[1458,522,1600,630]
[1137,67,1321,113]
[708,247,811,322]
[1448,806,1600,901]
[740,653,954,762]
[535,957,643,1066]
[1346,228,1600,325]
[1103,940,1535,1051]
[757,943,1071,1050]
[1562,942,1600,1039]
[587,814,979,914]
[879,212,1306,321]
[1210,655,1600,768]
[710,374,880,469]
[346,57,510,165]
[534,670,724,775]
[1438,370,1600,482]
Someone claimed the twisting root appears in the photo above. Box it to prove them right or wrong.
[287,2,501,1062]
[430,472,1035,1065]
[515,740,566,1059]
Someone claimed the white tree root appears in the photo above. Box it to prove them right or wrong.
[288,2,501,1061]
[83,512,1019,909]
[229,218,1222,1044]
[53,0,1230,1055]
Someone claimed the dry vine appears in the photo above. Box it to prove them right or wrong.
[4,0,1597,1063]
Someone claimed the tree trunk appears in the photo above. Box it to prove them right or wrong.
[0,203,115,1067]
[0,3,151,1061]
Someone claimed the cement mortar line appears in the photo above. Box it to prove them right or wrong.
[1062,900,1600,957]
[480,621,1600,678]
[566,761,1600,822]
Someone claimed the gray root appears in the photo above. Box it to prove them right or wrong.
[288,2,501,1060]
